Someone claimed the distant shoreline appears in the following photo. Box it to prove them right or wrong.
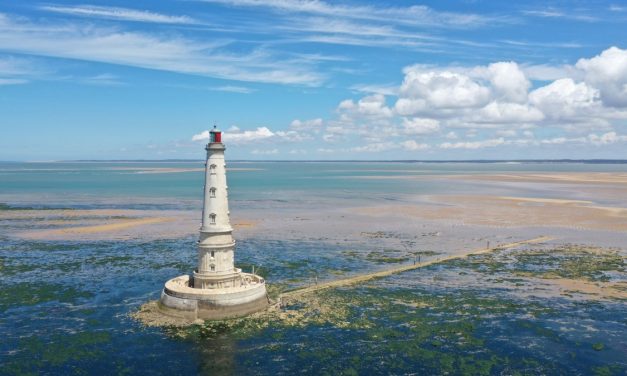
[2,159,627,164]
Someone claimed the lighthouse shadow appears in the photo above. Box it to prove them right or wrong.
[195,336,237,376]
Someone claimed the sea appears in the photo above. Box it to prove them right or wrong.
[0,161,625,375]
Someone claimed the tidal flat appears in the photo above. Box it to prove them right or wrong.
[0,161,626,375]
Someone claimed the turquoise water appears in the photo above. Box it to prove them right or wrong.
[2,161,626,207]
[1,161,626,375]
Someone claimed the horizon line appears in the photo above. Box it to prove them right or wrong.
[3,159,627,164]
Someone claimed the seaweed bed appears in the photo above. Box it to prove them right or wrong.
[1,233,626,375]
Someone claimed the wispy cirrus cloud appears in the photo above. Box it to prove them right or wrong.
[200,0,507,28]
[209,85,256,93]
[39,5,198,24]
[0,12,324,85]
[0,55,47,85]
[522,9,599,22]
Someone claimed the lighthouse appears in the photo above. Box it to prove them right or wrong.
[159,126,268,320]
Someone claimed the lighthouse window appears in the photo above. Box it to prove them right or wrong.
[211,251,214,258]
[210,187,216,197]
[210,264,215,271]
[210,213,216,224]
[209,164,217,174]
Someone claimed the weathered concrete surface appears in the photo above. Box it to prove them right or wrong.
[159,273,269,320]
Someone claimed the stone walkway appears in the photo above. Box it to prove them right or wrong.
[279,236,554,301]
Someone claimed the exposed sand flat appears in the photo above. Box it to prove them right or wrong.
[354,195,627,232]
[534,277,627,300]
[233,220,257,228]
[0,209,144,220]
[341,172,627,186]
[21,217,174,237]
[497,196,593,205]
[5,208,258,241]
[448,172,627,185]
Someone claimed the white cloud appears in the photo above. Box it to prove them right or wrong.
[209,85,256,93]
[338,94,393,120]
[275,130,312,142]
[40,5,198,24]
[487,61,530,103]
[290,118,323,130]
[191,46,627,157]
[202,0,499,28]
[191,130,210,141]
[396,69,490,115]
[576,46,627,107]
[225,127,274,144]
[402,117,440,134]
[0,13,324,86]
[522,9,598,22]
[251,148,279,155]
[475,101,544,123]
[495,130,517,137]
[350,142,397,152]
[529,78,600,119]
[401,140,430,151]
[350,83,399,96]
[521,64,572,81]
[0,78,27,85]
[440,138,505,149]
[587,131,627,145]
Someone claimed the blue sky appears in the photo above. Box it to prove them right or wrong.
[0,0,626,160]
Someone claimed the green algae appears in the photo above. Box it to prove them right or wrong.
[446,244,625,284]
[85,254,134,267]
[0,257,39,275]
[0,282,93,312]
[1,331,111,375]
[139,241,625,374]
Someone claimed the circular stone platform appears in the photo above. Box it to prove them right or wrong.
[159,274,269,320]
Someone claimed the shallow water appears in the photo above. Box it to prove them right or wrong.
[1,161,626,375]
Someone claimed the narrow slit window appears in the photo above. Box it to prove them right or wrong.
[210,213,216,224]
[209,164,217,174]
[210,264,215,272]
[210,187,216,198]
[211,251,215,258]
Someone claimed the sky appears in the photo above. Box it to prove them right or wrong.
[0,0,626,161]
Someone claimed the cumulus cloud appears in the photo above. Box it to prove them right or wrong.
[338,94,393,120]
[396,69,490,115]
[290,118,324,130]
[529,78,600,119]
[476,101,544,123]
[350,142,397,152]
[187,47,627,156]
[251,148,279,155]
[402,117,440,134]
[401,140,430,150]
[587,131,627,145]
[487,61,530,103]
[440,138,505,149]
[576,46,627,107]
[191,130,210,141]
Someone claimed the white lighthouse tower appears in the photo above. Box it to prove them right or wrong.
[159,126,268,320]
